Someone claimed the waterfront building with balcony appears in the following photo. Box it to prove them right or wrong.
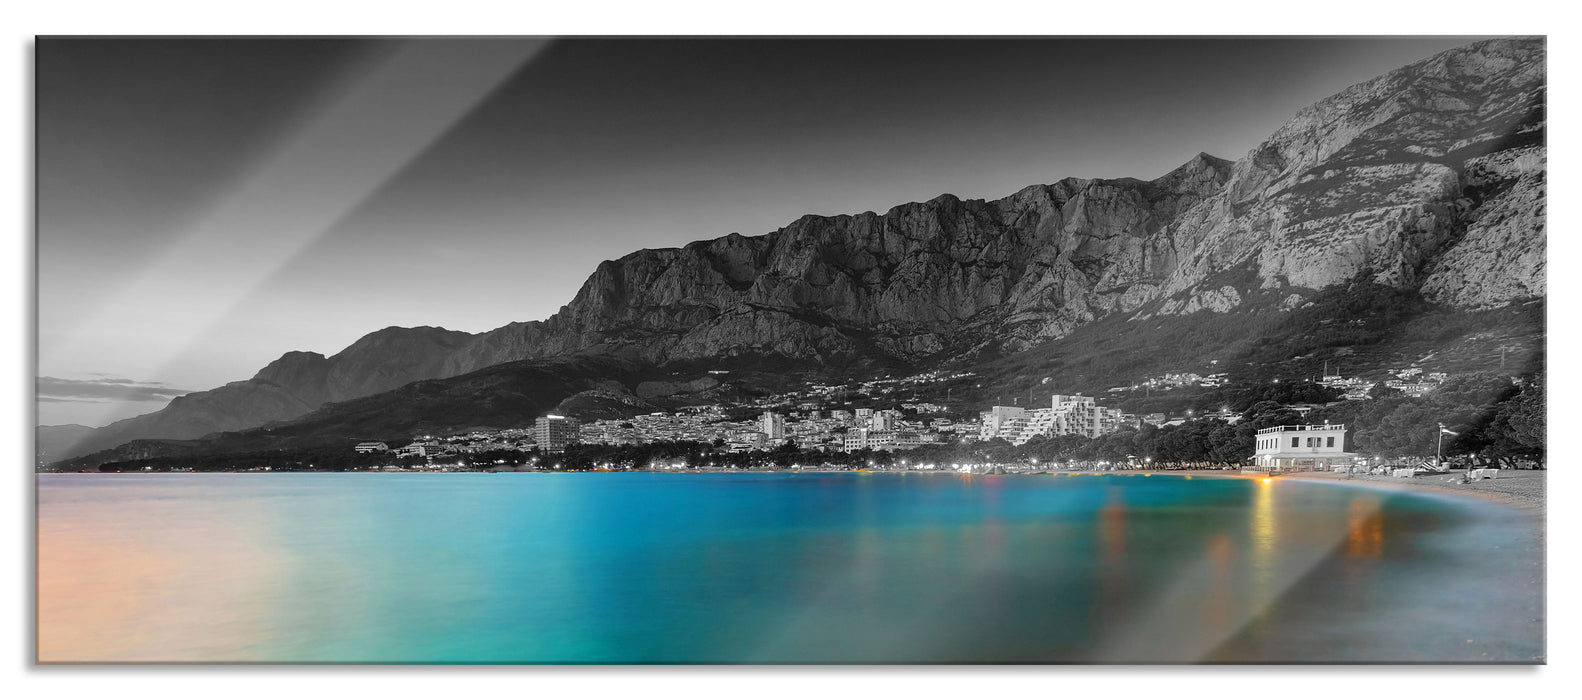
[1251,423,1355,472]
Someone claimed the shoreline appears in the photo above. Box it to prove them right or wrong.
[1107,468,1545,520]
[38,466,1547,517]
[1278,469,1545,518]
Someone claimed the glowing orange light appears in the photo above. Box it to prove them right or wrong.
[1262,478,1273,484]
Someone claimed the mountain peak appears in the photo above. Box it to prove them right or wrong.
[366,324,463,338]
[334,325,474,357]
[252,350,327,378]
[251,350,329,385]
[1149,152,1233,195]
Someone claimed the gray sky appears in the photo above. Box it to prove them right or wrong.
[37,37,1492,426]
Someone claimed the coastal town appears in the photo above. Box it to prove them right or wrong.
[331,362,1539,478]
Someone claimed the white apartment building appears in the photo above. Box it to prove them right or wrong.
[396,442,443,458]
[871,410,899,431]
[760,411,786,441]
[1052,395,1094,437]
[979,394,1125,445]
[844,428,920,452]
[534,415,580,453]
[868,430,921,450]
[979,405,1027,441]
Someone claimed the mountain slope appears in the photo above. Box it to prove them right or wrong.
[57,355,815,467]
[35,424,94,465]
[53,326,474,459]
[47,37,1546,467]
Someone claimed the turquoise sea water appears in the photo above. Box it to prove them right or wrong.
[37,472,1543,663]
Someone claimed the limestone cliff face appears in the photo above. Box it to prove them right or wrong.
[444,153,1234,373]
[445,38,1542,370]
[1151,37,1545,314]
[452,36,1537,365]
[1418,145,1546,307]
[446,33,1543,370]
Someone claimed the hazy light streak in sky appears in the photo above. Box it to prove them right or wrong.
[48,40,546,426]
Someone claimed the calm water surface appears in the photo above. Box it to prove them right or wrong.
[37,472,1543,663]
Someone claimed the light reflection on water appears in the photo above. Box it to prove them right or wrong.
[1346,495,1386,560]
[36,472,1543,663]
[1251,477,1277,607]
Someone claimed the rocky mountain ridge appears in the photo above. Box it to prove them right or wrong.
[44,37,1546,465]
[443,40,1544,373]
[442,150,1236,374]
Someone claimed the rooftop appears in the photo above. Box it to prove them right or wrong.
[1257,423,1346,434]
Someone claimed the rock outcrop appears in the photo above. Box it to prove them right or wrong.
[1418,145,1546,307]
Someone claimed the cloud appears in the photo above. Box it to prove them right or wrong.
[36,376,194,403]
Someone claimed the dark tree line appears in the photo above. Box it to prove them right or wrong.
[1310,372,1543,466]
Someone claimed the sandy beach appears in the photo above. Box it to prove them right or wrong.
[1282,468,1546,518]
[1108,468,1546,524]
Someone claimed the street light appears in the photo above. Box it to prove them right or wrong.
[1438,422,1461,479]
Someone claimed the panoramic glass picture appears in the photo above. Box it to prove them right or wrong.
[35,36,1544,664]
